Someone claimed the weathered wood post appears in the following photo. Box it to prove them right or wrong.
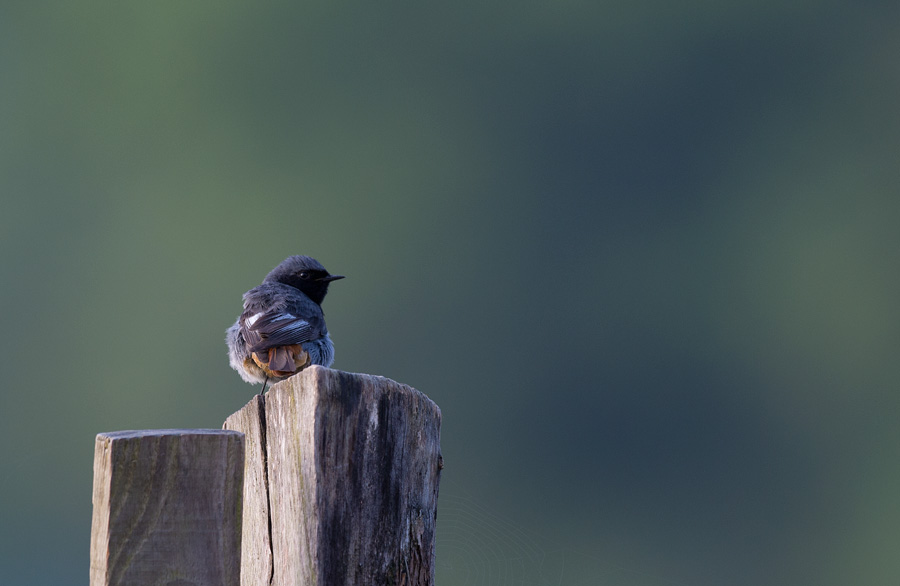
[89,429,245,586]
[224,366,443,586]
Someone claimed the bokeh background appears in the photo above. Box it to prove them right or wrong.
[2,1,899,585]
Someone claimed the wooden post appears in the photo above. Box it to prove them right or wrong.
[224,366,443,586]
[90,429,245,586]
[222,394,272,586]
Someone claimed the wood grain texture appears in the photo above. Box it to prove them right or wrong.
[90,429,245,586]
[224,395,273,586]
[226,366,442,586]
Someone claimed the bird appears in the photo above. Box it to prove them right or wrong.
[227,255,344,393]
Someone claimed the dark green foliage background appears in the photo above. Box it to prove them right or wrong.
[2,2,899,584]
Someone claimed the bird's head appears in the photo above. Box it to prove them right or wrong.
[264,255,344,305]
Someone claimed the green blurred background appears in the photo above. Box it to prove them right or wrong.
[2,1,899,584]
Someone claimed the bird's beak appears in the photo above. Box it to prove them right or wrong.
[319,274,345,282]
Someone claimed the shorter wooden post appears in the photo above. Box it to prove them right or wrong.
[225,366,443,586]
[90,429,245,586]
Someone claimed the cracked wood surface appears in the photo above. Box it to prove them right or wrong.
[223,396,273,586]
[89,429,245,586]
[224,366,443,586]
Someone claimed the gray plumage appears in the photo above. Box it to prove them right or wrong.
[227,255,343,386]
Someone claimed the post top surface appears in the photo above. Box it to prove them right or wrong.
[97,429,245,440]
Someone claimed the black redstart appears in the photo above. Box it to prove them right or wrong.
[226,255,344,392]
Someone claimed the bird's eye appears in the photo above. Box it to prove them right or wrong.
[298,271,310,279]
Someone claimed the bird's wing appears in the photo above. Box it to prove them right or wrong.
[241,309,318,353]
